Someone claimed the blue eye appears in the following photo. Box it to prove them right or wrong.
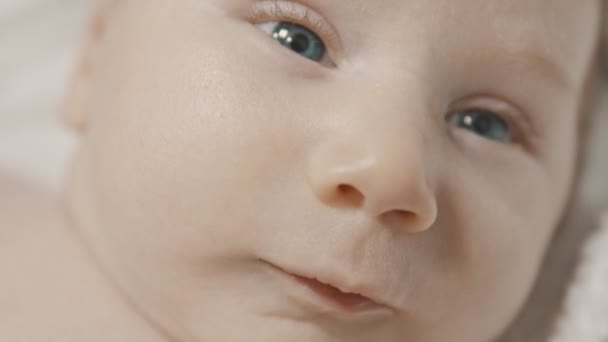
[259,22,327,62]
[448,109,512,143]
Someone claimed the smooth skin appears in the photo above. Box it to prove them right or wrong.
[0,0,601,341]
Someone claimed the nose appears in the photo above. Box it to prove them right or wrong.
[306,125,438,234]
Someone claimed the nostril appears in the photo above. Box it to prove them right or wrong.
[336,184,364,207]
[381,210,421,233]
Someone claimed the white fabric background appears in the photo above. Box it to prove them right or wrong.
[0,1,606,341]
[0,0,89,191]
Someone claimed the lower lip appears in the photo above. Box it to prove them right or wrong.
[289,274,383,313]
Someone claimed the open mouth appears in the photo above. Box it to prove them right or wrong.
[261,260,388,314]
[291,274,383,312]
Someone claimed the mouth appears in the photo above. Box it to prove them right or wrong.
[261,260,393,314]
[291,274,383,312]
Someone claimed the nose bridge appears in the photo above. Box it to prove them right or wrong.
[306,86,438,233]
[350,74,431,128]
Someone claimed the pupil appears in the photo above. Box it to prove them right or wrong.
[473,115,491,134]
[291,33,310,54]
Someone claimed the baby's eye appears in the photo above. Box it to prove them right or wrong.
[257,22,327,63]
[447,109,512,143]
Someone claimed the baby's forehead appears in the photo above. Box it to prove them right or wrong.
[336,0,591,18]
[312,0,600,85]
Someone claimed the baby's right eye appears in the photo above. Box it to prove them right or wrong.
[257,22,328,63]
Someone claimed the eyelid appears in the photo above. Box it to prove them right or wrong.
[247,1,344,64]
[450,96,536,148]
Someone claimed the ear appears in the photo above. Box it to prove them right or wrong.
[62,0,117,133]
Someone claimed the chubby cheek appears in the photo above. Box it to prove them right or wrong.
[417,149,566,337]
[82,6,311,266]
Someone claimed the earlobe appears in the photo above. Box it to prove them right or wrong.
[62,0,118,133]
[62,68,89,133]
[62,21,97,134]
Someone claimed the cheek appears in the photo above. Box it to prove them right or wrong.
[81,3,322,265]
[465,154,563,281]
[408,146,571,339]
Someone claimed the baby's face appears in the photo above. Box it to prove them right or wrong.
[65,0,600,341]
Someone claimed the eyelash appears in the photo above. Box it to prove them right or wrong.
[448,97,534,148]
[247,1,342,63]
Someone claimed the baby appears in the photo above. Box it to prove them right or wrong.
[1,0,603,341]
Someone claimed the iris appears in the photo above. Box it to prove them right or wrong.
[448,109,511,142]
[269,22,326,62]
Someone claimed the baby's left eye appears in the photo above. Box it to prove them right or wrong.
[257,22,327,63]
[447,109,512,143]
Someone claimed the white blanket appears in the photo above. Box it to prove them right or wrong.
[0,0,85,190]
[552,213,608,341]
[0,1,606,341]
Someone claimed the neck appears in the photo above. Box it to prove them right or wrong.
[38,194,174,342]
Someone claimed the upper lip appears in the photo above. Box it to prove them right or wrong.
[261,259,396,312]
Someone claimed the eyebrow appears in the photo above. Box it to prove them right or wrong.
[513,50,573,91]
[471,42,575,92]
